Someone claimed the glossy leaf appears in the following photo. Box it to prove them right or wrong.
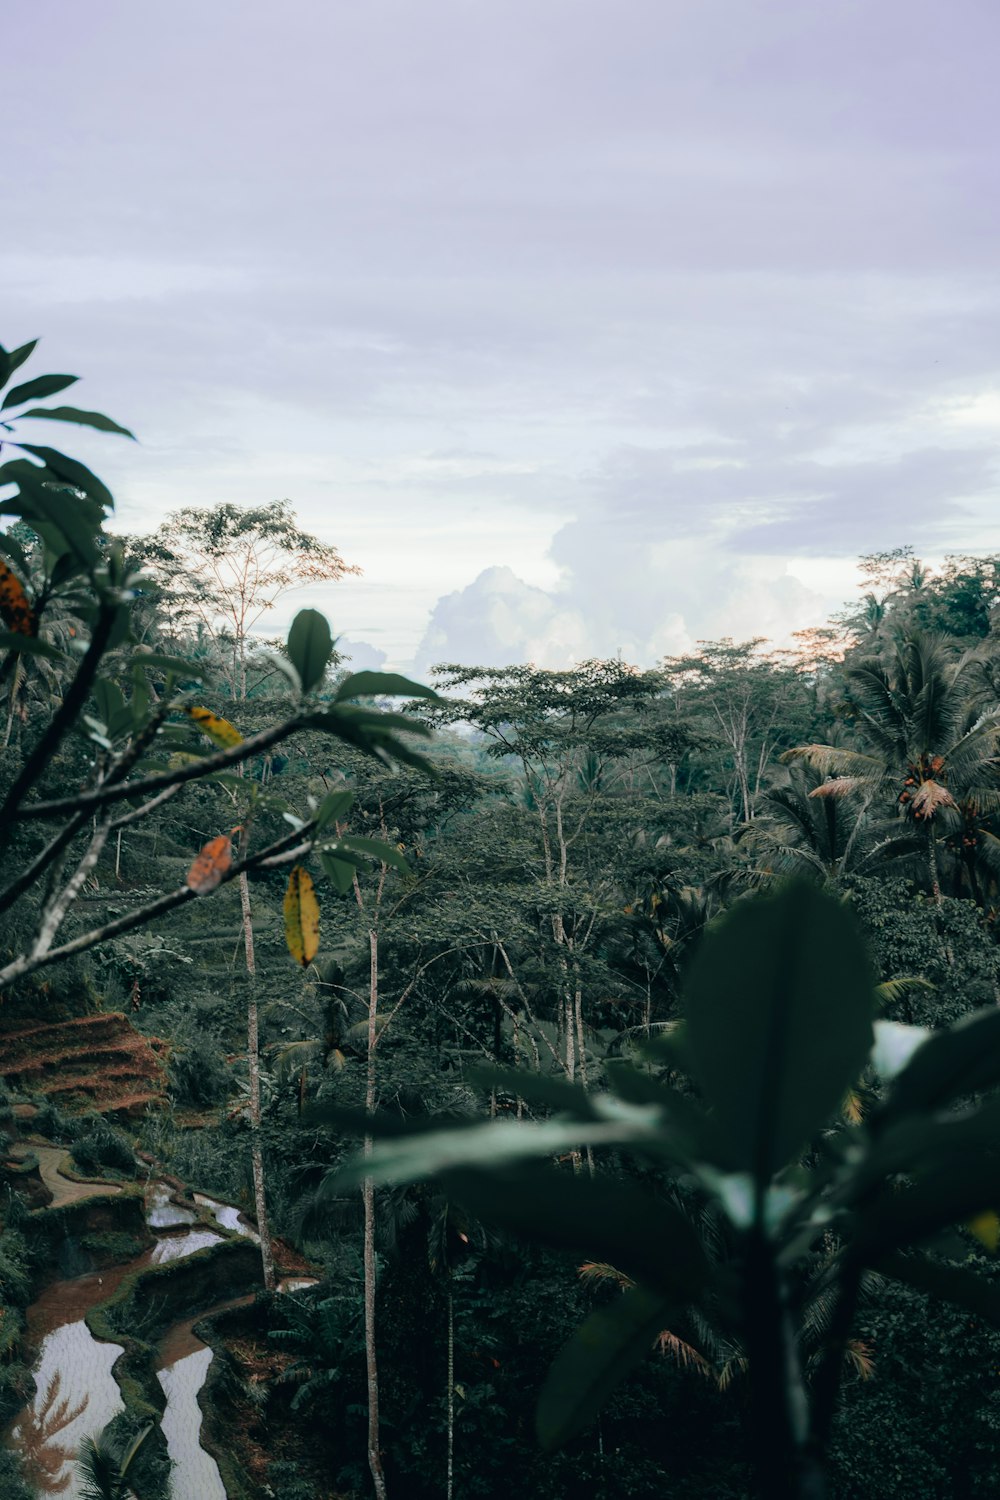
[17,405,135,438]
[284,865,321,967]
[334,670,439,702]
[886,1007,1000,1118]
[286,608,333,693]
[320,850,360,895]
[854,1155,1000,1258]
[1,373,78,410]
[16,444,115,509]
[0,339,38,380]
[186,834,233,895]
[5,468,103,567]
[0,631,64,661]
[337,1113,663,1190]
[185,706,243,748]
[443,1164,708,1299]
[684,882,876,1184]
[879,1252,1000,1324]
[132,650,202,679]
[0,559,34,635]
[314,788,355,833]
[331,834,409,873]
[536,1285,673,1450]
[470,1065,599,1120]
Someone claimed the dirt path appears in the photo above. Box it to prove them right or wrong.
[8,1142,121,1207]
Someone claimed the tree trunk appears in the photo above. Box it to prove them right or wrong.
[239,861,277,1292]
[364,926,389,1500]
[446,1279,455,1500]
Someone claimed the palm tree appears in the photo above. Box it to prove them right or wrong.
[76,1422,152,1500]
[736,761,876,886]
[784,633,1000,906]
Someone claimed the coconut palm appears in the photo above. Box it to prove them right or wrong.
[736,761,877,886]
[76,1422,152,1500]
[784,633,1000,905]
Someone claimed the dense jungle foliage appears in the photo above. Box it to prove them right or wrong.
[4,342,1000,1498]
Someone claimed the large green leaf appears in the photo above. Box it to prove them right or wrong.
[286,608,333,693]
[314,788,355,833]
[854,1156,1000,1259]
[337,1112,664,1190]
[885,1007,1000,1119]
[4,469,103,567]
[1,373,78,410]
[0,340,38,388]
[444,1164,708,1300]
[328,834,409,873]
[536,1285,673,1450]
[320,850,361,895]
[16,444,115,510]
[0,631,65,662]
[470,1065,599,1120]
[879,1252,1000,1325]
[684,883,876,1185]
[17,405,135,438]
[334,670,439,702]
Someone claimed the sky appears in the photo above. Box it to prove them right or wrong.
[5,0,1000,674]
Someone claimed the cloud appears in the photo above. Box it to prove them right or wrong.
[412,553,827,674]
[337,637,387,673]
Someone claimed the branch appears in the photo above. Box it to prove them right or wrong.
[0,602,118,835]
[0,822,312,989]
[16,711,313,820]
[30,820,111,961]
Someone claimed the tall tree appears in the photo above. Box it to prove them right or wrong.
[785,632,1000,907]
[146,500,359,701]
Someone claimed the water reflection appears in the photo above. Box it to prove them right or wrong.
[194,1193,259,1242]
[157,1348,226,1500]
[11,1331,123,1498]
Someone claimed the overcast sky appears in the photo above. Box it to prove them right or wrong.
[6,0,1000,672]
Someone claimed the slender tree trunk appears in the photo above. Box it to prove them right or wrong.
[446,1278,455,1500]
[926,823,955,967]
[239,858,277,1291]
[364,926,389,1500]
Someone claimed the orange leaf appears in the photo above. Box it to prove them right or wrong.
[186,834,233,895]
[284,865,320,967]
[0,558,35,636]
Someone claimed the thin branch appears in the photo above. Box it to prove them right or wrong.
[16,710,313,820]
[0,823,312,988]
[0,602,118,835]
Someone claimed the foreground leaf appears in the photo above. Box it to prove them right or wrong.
[684,882,876,1184]
[337,1113,664,1190]
[444,1164,708,1300]
[537,1285,673,1449]
[286,608,333,693]
[17,404,135,438]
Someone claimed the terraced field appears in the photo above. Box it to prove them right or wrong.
[0,1013,168,1117]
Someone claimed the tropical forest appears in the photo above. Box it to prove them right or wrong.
[4,341,1000,1500]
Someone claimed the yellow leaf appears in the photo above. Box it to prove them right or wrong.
[284,865,320,967]
[185,706,243,748]
[969,1211,1000,1253]
[0,558,35,636]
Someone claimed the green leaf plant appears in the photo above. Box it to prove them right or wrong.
[345,879,1000,1499]
[0,337,438,992]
